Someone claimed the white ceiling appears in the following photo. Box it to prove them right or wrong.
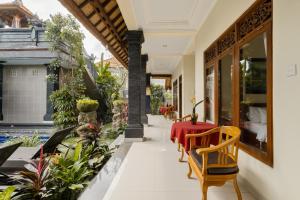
[117,0,217,74]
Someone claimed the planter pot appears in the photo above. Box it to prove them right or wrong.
[191,113,198,125]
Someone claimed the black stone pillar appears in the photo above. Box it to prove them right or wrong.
[145,73,151,114]
[0,65,3,120]
[44,65,59,121]
[125,30,144,140]
[141,54,148,124]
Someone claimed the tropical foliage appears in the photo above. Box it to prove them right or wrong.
[94,56,120,123]
[12,141,112,200]
[46,14,86,129]
[150,85,164,115]
[0,186,15,200]
[12,148,50,200]
[7,132,41,147]
[47,143,93,199]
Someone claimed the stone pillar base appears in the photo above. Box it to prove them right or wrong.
[124,137,145,142]
[125,124,144,139]
[141,115,148,124]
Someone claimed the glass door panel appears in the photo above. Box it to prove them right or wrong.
[218,53,233,125]
[205,66,215,123]
[239,32,268,152]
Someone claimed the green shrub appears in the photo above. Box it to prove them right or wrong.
[95,56,121,123]
[47,142,112,199]
[76,99,99,112]
[6,132,41,147]
[46,13,86,129]
[150,85,164,115]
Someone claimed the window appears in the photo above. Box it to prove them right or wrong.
[9,69,17,77]
[203,0,273,166]
[218,53,233,126]
[173,80,178,111]
[205,65,215,123]
[239,32,268,152]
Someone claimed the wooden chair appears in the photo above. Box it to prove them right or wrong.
[164,105,175,119]
[174,114,192,122]
[186,126,242,200]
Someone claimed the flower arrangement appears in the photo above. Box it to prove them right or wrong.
[190,97,207,125]
[76,99,99,112]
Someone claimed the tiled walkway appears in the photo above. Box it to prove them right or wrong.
[103,115,256,200]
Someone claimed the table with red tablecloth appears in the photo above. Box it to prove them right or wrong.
[170,121,218,152]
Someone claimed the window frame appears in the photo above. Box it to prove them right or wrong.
[235,22,273,166]
[203,0,273,166]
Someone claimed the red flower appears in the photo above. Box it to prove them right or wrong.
[37,144,43,176]
[88,123,94,129]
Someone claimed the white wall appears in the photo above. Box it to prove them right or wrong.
[194,0,300,199]
[182,55,195,116]
[2,65,47,123]
[172,55,195,117]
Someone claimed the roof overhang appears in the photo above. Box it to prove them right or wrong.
[59,0,128,68]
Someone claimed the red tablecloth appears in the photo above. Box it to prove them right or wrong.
[170,121,218,151]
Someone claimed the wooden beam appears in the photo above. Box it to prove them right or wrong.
[115,19,124,31]
[89,0,127,53]
[101,0,110,8]
[79,0,89,9]
[58,0,128,68]
[111,12,122,25]
[87,10,96,19]
[106,4,118,16]
[94,19,102,27]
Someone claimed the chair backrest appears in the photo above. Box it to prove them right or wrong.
[31,126,75,159]
[215,126,241,166]
[0,142,22,166]
[175,114,192,122]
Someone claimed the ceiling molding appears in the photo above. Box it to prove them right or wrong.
[144,30,197,37]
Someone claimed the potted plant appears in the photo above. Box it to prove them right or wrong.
[191,97,207,125]
[77,99,99,113]
[76,99,100,143]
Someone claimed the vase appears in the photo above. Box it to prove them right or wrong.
[191,113,198,125]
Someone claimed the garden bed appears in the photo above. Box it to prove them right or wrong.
[0,122,126,200]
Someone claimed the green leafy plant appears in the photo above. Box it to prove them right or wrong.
[6,132,41,147]
[47,143,92,200]
[83,142,112,173]
[76,99,99,112]
[0,186,15,200]
[46,13,86,129]
[50,86,84,129]
[95,54,123,123]
[150,85,164,115]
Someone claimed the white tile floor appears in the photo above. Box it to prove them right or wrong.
[103,115,256,200]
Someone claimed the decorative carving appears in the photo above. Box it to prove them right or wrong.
[217,27,236,54]
[238,0,272,40]
[204,0,272,64]
[204,45,217,64]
